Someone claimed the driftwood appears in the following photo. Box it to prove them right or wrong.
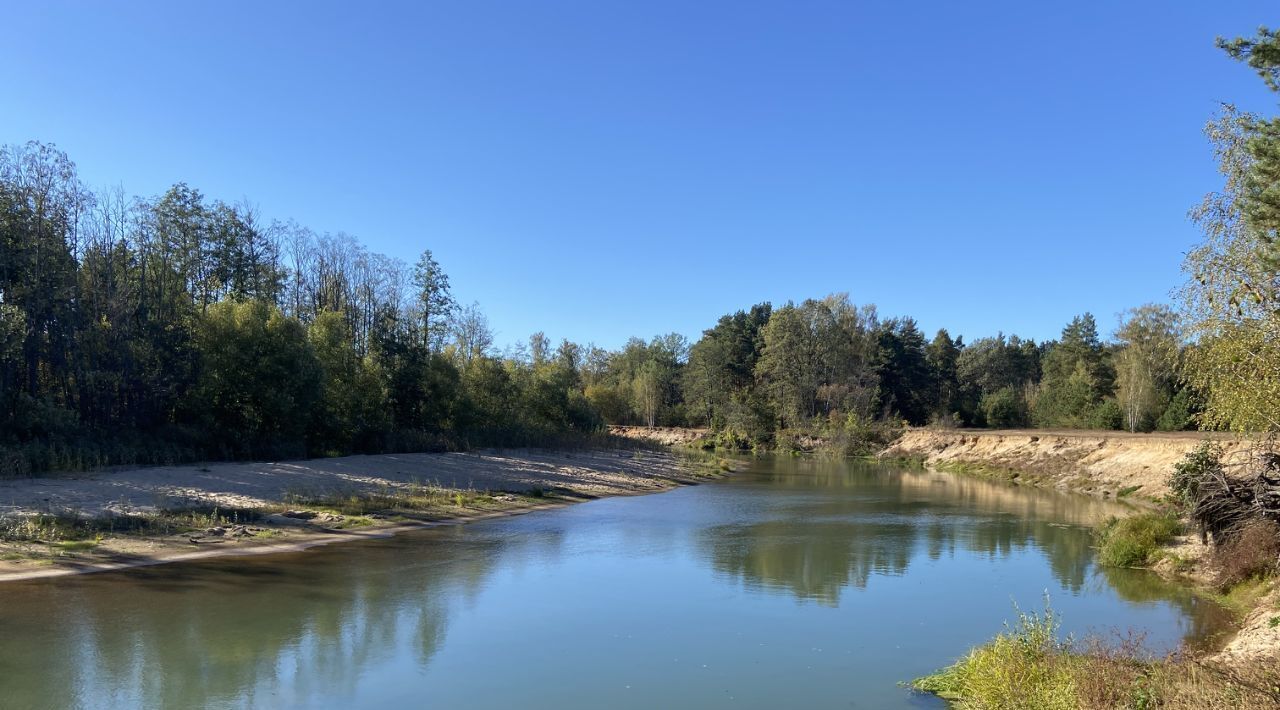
[1192,448,1280,545]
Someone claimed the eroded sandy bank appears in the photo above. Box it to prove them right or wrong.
[879,428,1250,502]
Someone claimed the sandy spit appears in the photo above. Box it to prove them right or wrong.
[0,447,707,583]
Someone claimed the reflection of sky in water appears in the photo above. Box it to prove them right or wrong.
[0,458,1232,709]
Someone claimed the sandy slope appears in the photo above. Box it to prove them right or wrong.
[880,428,1252,501]
[609,425,709,446]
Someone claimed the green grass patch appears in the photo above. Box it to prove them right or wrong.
[1213,576,1274,617]
[1115,484,1142,498]
[1095,512,1181,568]
[912,600,1280,709]
[329,515,375,529]
[53,539,100,552]
[912,603,1077,709]
[281,484,519,521]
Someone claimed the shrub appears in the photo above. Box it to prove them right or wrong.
[827,414,903,456]
[1095,513,1181,568]
[1212,519,1280,589]
[913,603,1077,710]
[1169,442,1224,508]
[980,387,1028,429]
[1087,399,1124,430]
[1155,389,1198,432]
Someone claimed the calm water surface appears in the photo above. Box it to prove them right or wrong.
[0,457,1231,709]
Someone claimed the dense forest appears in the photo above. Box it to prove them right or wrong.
[4,27,1280,475]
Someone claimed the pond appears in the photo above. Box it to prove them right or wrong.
[0,457,1230,708]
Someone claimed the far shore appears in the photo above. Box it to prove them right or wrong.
[0,446,720,583]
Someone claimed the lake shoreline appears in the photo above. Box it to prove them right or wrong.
[0,447,724,584]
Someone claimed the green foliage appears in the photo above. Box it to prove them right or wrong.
[1086,399,1124,431]
[11,84,1273,481]
[1033,315,1117,428]
[956,335,1040,426]
[756,295,880,430]
[756,304,821,428]
[872,317,935,425]
[1155,388,1199,432]
[824,413,904,456]
[0,139,624,473]
[1095,513,1181,568]
[925,328,962,421]
[1114,304,1181,433]
[912,601,1077,710]
[979,386,1029,428]
[308,310,389,453]
[412,249,454,352]
[1181,31,1280,433]
[1169,442,1224,508]
[1219,26,1280,92]
[683,303,771,429]
[192,300,320,458]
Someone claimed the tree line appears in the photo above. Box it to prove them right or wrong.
[4,26,1279,473]
[594,298,1194,449]
[0,147,602,474]
[0,137,1195,472]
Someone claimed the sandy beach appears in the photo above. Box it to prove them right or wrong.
[0,447,711,582]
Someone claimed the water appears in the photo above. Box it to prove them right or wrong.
[0,457,1231,709]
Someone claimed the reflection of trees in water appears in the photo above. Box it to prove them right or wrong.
[1096,565,1236,650]
[703,521,914,606]
[0,527,563,709]
[701,515,1094,604]
[701,460,1133,603]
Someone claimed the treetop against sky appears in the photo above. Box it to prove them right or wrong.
[5,1,1278,348]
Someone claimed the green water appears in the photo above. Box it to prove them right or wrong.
[0,457,1231,709]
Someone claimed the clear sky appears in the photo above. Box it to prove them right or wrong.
[5,2,1277,350]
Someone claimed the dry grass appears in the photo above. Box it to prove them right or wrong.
[0,506,262,543]
[1212,519,1280,590]
[279,482,540,520]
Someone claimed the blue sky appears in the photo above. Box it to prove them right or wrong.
[5,2,1277,349]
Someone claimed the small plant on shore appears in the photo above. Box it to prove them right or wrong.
[53,538,100,553]
[1095,513,1181,568]
[913,599,1077,710]
[1116,484,1143,498]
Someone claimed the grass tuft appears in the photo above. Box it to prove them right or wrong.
[1095,513,1181,568]
[913,600,1077,710]
[913,599,1280,709]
